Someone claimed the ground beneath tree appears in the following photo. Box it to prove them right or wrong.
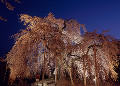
[30,77,120,86]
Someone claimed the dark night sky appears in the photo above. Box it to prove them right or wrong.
[0,0,120,58]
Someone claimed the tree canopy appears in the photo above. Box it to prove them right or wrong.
[6,13,119,86]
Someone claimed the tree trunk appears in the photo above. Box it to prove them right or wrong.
[68,68,75,86]
[93,44,99,86]
[58,61,60,80]
[55,55,57,86]
[42,40,46,86]
[83,55,87,86]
